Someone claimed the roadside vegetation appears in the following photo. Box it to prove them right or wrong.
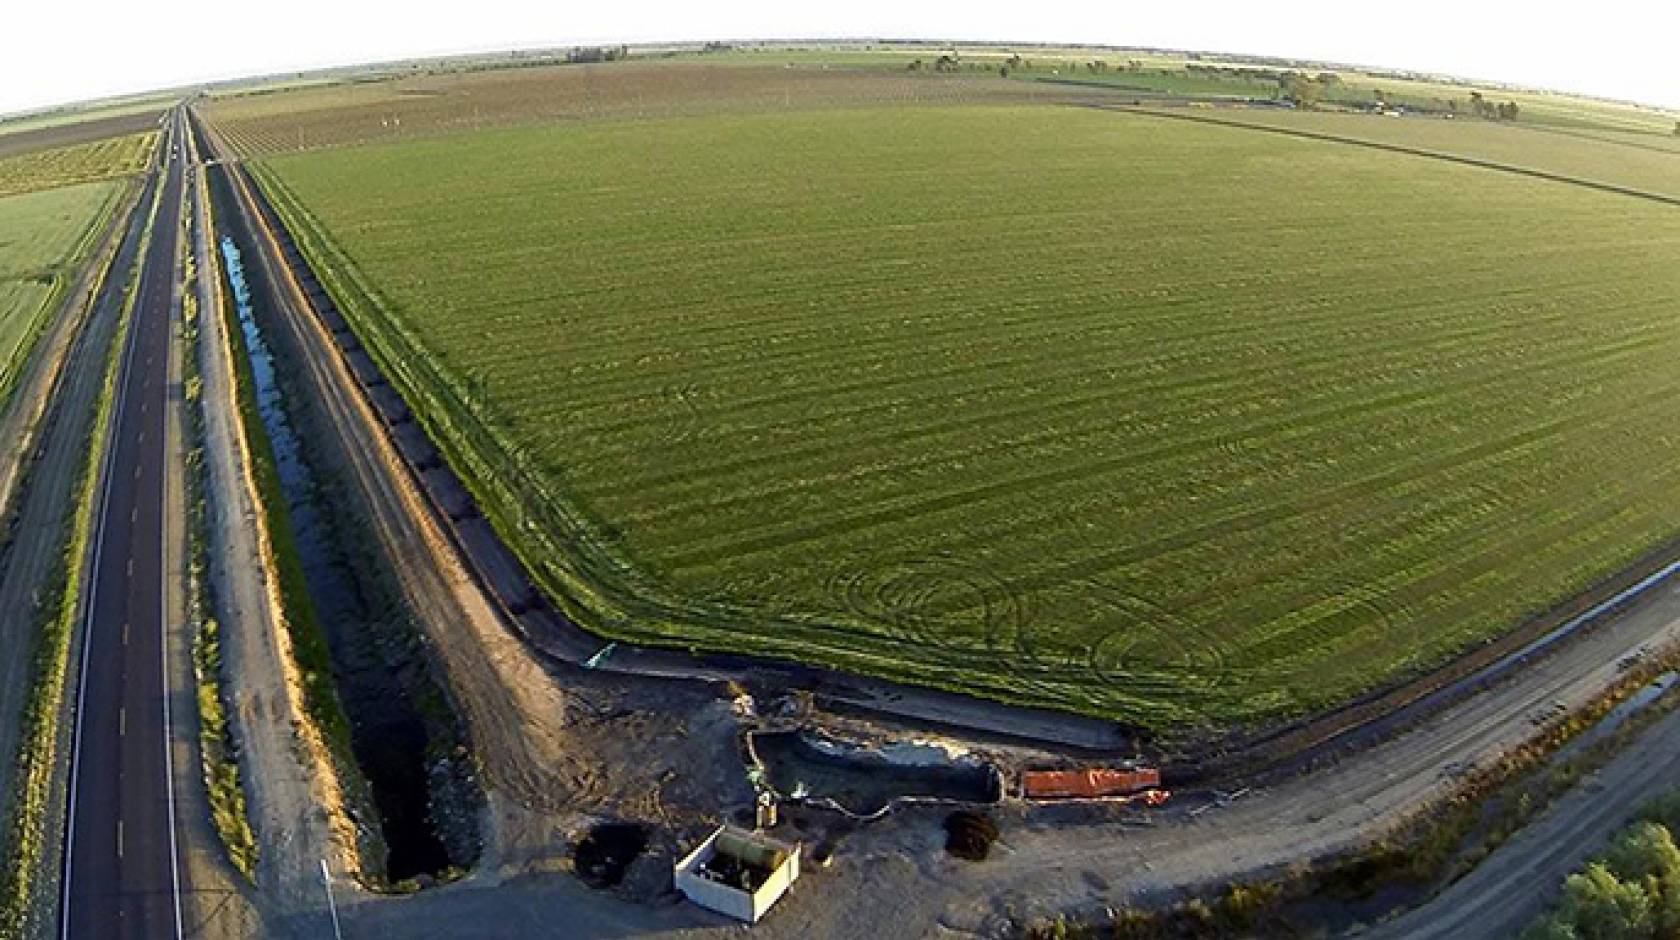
[0,201,147,933]
[247,91,1680,731]
[1523,791,1680,939]
[0,132,157,198]
[181,224,258,878]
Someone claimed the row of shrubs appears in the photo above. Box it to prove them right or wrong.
[1523,791,1680,939]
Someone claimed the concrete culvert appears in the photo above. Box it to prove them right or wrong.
[574,823,650,889]
[943,810,999,861]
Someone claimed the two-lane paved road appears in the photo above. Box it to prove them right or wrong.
[60,107,187,940]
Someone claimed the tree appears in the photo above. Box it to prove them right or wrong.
[1604,822,1680,884]
[1555,863,1654,938]
[1672,120,1680,137]
[1604,822,1680,935]
[1280,72,1322,108]
[1469,90,1488,118]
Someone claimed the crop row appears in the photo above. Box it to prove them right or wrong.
[0,183,124,411]
[250,102,1680,729]
[0,132,157,199]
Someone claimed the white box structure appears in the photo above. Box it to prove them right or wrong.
[674,827,800,923]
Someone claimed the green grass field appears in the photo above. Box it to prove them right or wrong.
[0,182,120,402]
[1137,108,1680,201]
[0,132,155,198]
[0,96,169,138]
[250,97,1680,731]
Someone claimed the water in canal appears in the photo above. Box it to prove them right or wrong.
[220,235,455,882]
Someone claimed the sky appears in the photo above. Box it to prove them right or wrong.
[5,1,1679,117]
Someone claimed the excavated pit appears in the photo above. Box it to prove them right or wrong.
[749,729,1003,818]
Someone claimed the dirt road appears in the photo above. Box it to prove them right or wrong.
[1366,704,1680,938]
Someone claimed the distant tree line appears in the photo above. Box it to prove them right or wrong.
[1463,90,1521,120]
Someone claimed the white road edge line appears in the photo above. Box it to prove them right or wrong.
[60,127,153,940]
[162,110,186,940]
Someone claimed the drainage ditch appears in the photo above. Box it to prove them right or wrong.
[214,192,479,885]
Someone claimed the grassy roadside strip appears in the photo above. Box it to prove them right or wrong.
[0,176,157,935]
[180,184,257,878]
[206,169,385,882]
[1028,643,1680,938]
[0,183,125,411]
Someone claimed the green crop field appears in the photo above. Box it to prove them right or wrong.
[1132,108,1680,202]
[241,87,1680,732]
[0,132,156,198]
[0,182,120,401]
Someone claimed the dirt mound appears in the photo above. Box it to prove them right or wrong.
[573,823,650,889]
[944,810,1000,862]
